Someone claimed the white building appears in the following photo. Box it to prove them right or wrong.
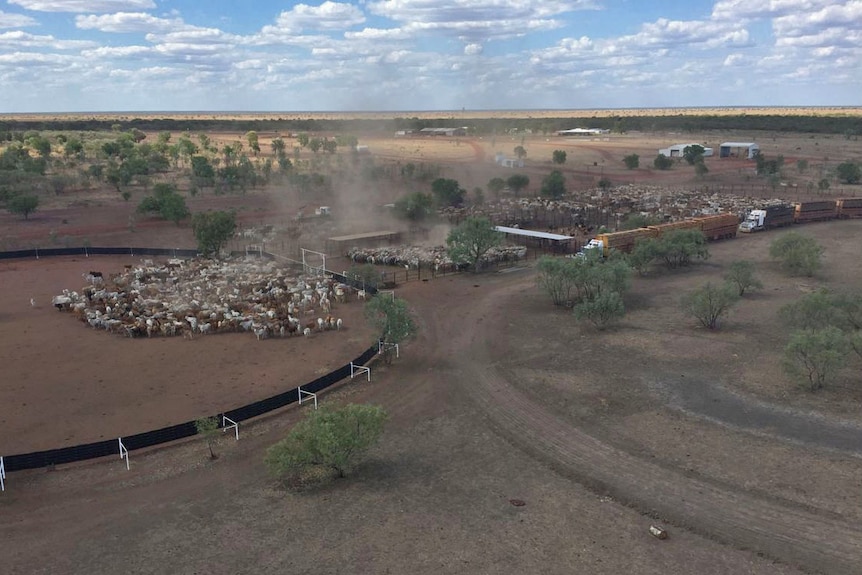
[658,143,714,158]
[719,142,760,159]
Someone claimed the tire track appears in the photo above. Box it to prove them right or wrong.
[411,273,862,575]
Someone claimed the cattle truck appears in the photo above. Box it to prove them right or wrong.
[738,204,795,233]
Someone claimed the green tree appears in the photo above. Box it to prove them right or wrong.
[552,149,567,164]
[487,177,505,197]
[245,131,260,156]
[836,161,861,184]
[536,256,579,306]
[817,178,830,191]
[597,177,612,190]
[683,144,706,165]
[308,138,323,153]
[159,192,190,225]
[654,229,709,269]
[271,136,286,157]
[654,154,673,170]
[627,239,659,275]
[574,290,626,330]
[724,260,763,296]
[431,177,465,207]
[195,416,220,459]
[682,282,739,329]
[796,159,809,173]
[446,216,504,273]
[28,135,52,159]
[322,139,337,154]
[514,145,527,160]
[694,160,709,178]
[297,133,310,148]
[365,296,416,364]
[783,327,849,391]
[7,194,39,219]
[191,155,215,186]
[536,252,630,307]
[540,170,566,199]
[192,210,237,257]
[778,290,840,332]
[265,404,388,484]
[63,137,84,160]
[769,232,823,277]
[623,154,640,169]
[394,191,434,222]
[506,173,530,196]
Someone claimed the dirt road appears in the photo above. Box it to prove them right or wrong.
[411,270,862,575]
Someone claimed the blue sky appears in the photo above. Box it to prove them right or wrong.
[0,0,859,112]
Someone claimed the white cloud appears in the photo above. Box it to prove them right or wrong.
[76,12,186,34]
[723,53,745,66]
[0,30,96,49]
[464,42,483,55]
[365,0,598,41]
[0,10,37,28]
[81,45,151,58]
[711,0,836,21]
[8,0,155,13]
[265,1,365,34]
[0,50,74,65]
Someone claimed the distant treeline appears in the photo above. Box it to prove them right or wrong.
[1,114,860,136]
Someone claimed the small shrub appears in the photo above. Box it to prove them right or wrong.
[574,291,625,330]
[783,327,849,391]
[682,282,739,329]
[769,232,822,277]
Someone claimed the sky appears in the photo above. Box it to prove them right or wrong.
[0,0,859,112]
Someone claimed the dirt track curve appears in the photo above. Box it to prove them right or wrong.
[411,270,862,575]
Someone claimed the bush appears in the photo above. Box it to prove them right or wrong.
[654,154,673,170]
[195,416,220,459]
[265,404,388,486]
[836,161,861,184]
[682,282,739,329]
[574,291,625,330]
[783,327,849,391]
[724,260,763,296]
[623,154,639,169]
[655,229,709,269]
[769,232,823,277]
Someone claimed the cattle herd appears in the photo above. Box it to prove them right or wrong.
[347,244,528,270]
[50,257,354,340]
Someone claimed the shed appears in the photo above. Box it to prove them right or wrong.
[494,225,575,253]
[326,231,402,255]
[719,142,760,159]
[658,143,714,158]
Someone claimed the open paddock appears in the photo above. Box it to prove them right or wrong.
[0,255,375,454]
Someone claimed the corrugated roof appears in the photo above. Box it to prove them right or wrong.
[494,226,574,241]
[720,142,758,147]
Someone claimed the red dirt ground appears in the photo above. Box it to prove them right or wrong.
[0,255,375,453]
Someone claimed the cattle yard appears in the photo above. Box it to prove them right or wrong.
[0,254,376,454]
[1,118,862,575]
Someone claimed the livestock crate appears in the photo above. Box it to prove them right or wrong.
[794,201,837,223]
[648,219,703,236]
[596,228,659,254]
[837,198,862,218]
[696,214,739,240]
